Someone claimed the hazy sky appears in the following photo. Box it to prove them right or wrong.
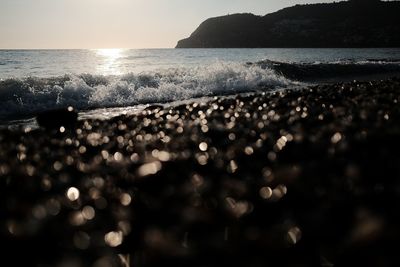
[0,0,337,49]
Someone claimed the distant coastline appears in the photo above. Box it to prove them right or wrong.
[176,0,400,48]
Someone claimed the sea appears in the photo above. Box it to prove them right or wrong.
[1,48,400,125]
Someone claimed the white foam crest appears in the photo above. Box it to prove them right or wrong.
[0,62,295,120]
[89,62,293,106]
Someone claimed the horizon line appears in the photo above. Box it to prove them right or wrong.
[0,47,174,50]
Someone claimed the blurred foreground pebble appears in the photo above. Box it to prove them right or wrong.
[1,78,400,267]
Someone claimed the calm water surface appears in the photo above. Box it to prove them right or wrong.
[1,48,400,79]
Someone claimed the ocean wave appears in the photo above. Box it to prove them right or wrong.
[1,59,399,121]
[364,58,400,63]
[0,62,293,121]
[0,59,22,66]
[255,60,400,81]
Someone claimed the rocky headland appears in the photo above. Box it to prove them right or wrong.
[176,0,400,48]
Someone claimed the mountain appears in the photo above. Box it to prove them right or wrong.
[176,0,400,48]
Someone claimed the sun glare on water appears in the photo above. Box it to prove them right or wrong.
[95,49,125,75]
[96,48,124,60]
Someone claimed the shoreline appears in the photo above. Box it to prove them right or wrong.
[1,77,400,266]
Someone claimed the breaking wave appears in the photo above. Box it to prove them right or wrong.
[255,60,400,81]
[0,62,294,121]
[1,59,400,121]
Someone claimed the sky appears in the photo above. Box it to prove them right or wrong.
[0,0,338,49]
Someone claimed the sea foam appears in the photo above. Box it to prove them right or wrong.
[0,62,294,121]
[2,58,399,121]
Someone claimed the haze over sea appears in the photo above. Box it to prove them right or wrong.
[1,48,400,122]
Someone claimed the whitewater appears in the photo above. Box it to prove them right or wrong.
[1,48,400,122]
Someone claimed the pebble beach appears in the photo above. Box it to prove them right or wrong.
[1,78,400,267]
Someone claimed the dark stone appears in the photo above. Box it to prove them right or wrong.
[36,107,78,129]
[176,0,400,48]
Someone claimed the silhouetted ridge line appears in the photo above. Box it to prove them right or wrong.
[176,1,400,48]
